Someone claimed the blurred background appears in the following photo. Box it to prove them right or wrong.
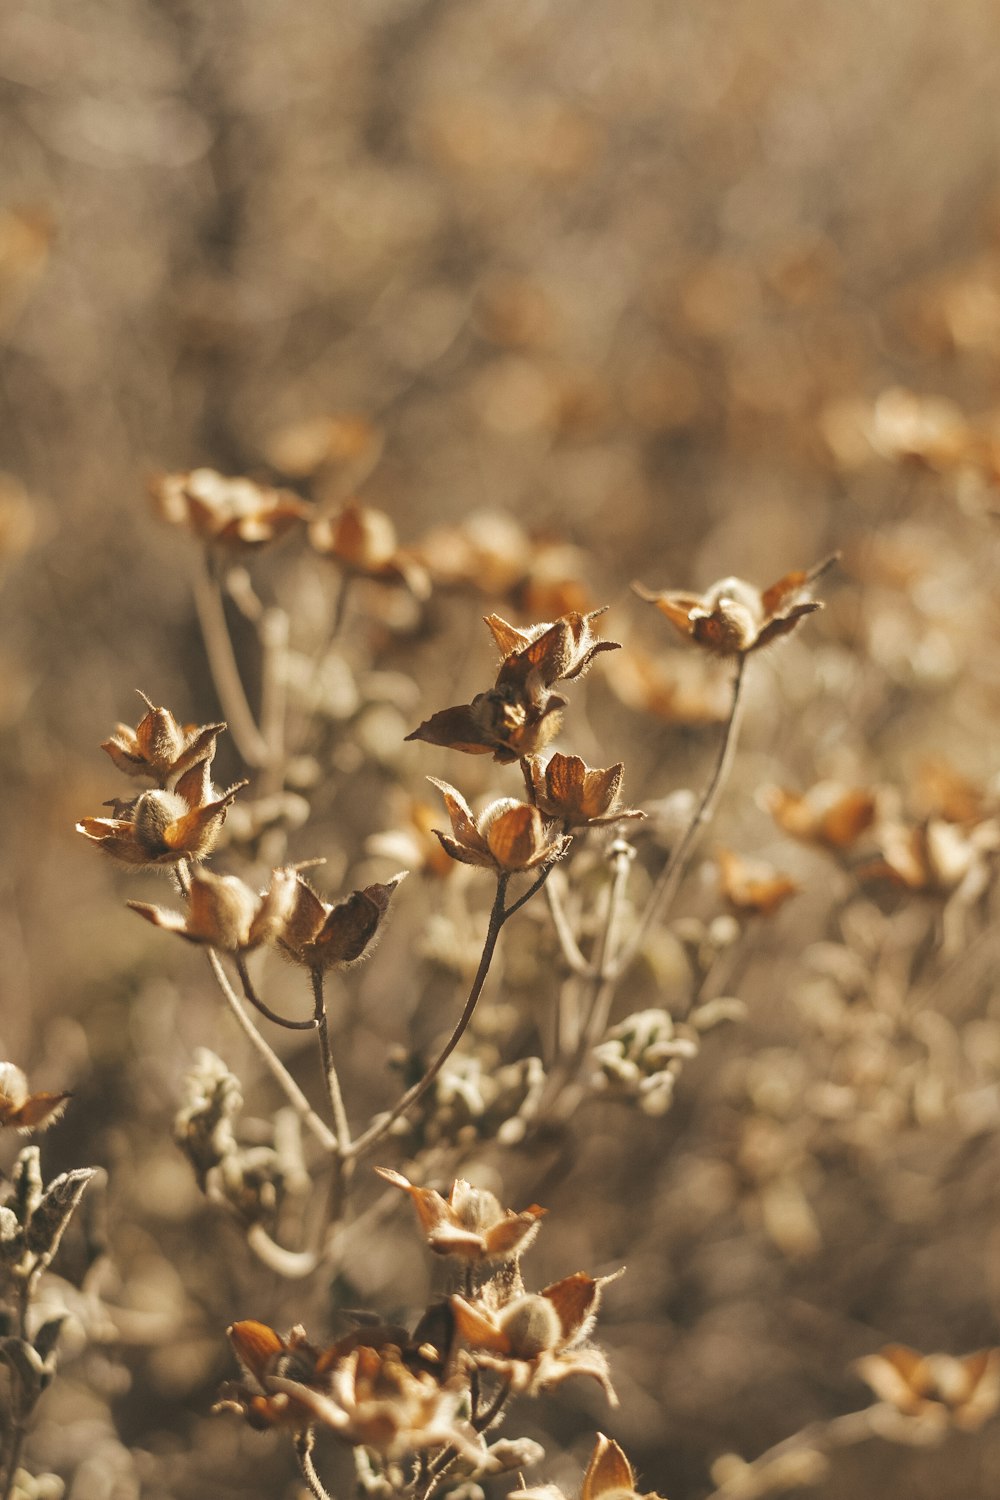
[2,1,1000,1497]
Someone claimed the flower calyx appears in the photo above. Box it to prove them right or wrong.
[527,753,644,829]
[127,865,300,951]
[310,500,430,598]
[632,556,837,657]
[278,871,406,971]
[76,757,248,866]
[429,779,570,873]
[102,692,227,787]
[521,1431,666,1500]
[375,1166,546,1261]
[150,468,311,548]
[855,1343,1000,1433]
[0,1063,71,1133]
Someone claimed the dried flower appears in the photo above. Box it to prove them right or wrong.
[762,782,878,850]
[486,609,620,686]
[521,1432,665,1500]
[856,1344,1000,1432]
[278,872,406,971]
[375,1166,545,1260]
[715,848,798,916]
[101,692,226,787]
[606,642,732,725]
[429,779,569,873]
[451,1269,622,1400]
[76,758,247,866]
[127,865,299,951]
[0,1064,70,1133]
[527,753,644,829]
[411,511,593,617]
[150,468,311,547]
[632,556,837,656]
[860,818,999,895]
[310,500,429,598]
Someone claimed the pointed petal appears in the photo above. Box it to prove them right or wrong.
[583,1434,635,1500]
[406,705,498,755]
[428,778,490,854]
[126,901,193,938]
[484,613,530,657]
[542,1271,602,1340]
[228,1320,285,1384]
[486,803,544,870]
[451,1296,511,1354]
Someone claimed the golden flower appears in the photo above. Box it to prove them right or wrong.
[76,758,247,867]
[528,753,644,829]
[310,500,429,598]
[715,848,798,916]
[451,1268,622,1400]
[762,782,878,850]
[0,1062,70,1133]
[855,1344,1000,1432]
[521,1432,665,1500]
[429,779,570,873]
[375,1166,546,1261]
[632,556,837,657]
[278,872,406,971]
[101,692,226,787]
[150,468,311,547]
[127,865,299,951]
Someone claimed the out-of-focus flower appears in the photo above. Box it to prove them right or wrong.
[762,782,878,851]
[76,758,247,867]
[375,1166,545,1261]
[429,779,569,874]
[412,511,593,617]
[278,872,406,971]
[521,1432,666,1500]
[150,469,311,547]
[101,692,226,787]
[714,848,798,916]
[310,500,429,598]
[451,1269,622,1400]
[860,818,999,895]
[592,1009,700,1119]
[914,759,991,825]
[127,866,299,951]
[486,609,619,686]
[855,1344,1000,1432]
[367,799,458,879]
[0,1063,70,1133]
[606,643,732,725]
[527,753,644,829]
[632,557,836,657]
[264,412,382,480]
[867,388,974,472]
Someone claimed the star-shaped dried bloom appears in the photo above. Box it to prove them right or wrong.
[521,1432,666,1500]
[310,501,430,598]
[151,469,311,547]
[855,1344,1000,1433]
[76,758,247,867]
[0,1062,71,1133]
[715,848,798,916]
[429,779,569,873]
[375,1167,546,1261]
[486,608,619,687]
[528,753,644,829]
[633,556,837,657]
[127,865,299,951]
[451,1269,622,1400]
[102,692,226,787]
[278,872,406,971]
[762,782,878,850]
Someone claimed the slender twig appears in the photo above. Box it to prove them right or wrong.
[503,863,555,920]
[245,1223,319,1279]
[310,969,352,1153]
[330,570,353,642]
[205,947,338,1153]
[193,551,270,768]
[545,874,591,977]
[294,1430,333,1500]
[348,876,510,1161]
[235,954,317,1031]
[613,655,747,979]
[1,1275,33,1500]
[704,1403,912,1500]
[259,605,290,797]
[579,837,636,1047]
[420,1382,512,1500]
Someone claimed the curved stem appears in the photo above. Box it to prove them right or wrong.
[294,1431,333,1500]
[348,876,510,1161]
[310,970,352,1153]
[245,1223,319,1279]
[235,955,317,1031]
[545,873,591,977]
[704,1403,894,1500]
[613,655,746,979]
[193,551,270,768]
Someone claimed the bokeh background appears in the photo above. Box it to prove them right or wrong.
[2,2,1000,1497]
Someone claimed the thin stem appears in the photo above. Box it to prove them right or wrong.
[258,605,290,798]
[294,1430,333,1500]
[1,1276,33,1500]
[503,863,555,919]
[330,570,353,642]
[193,551,270,768]
[348,876,510,1161]
[245,1223,319,1279]
[613,655,747,979]
[545,874,591,977]
[310,970,352,1153]
[205,947,338,1153]
[580,838,636,1047]
[704,1403,895,1500]
[235,955,317,1031]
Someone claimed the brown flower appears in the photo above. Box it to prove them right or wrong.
[860,818,999,895]
[632,556,837,656]
[310,500,429,598]
[375,1166,545,1261]
[451,1268,622,1400]
[367,799,459,879]
[150,468,311,547]
[76,758,247,867]
[486,608,620,686]
[429,779,569,873]
[855,1344,1000,1433]
[521,1432,665,1500]
[411,511,593,617]
[127,866,299,951]
[715,848,798,916]
[528,753,644,829]
[0,1062,71,1133]
[762,782,878,850]
[101,692,226,787]
[278,871,406,971]
[606,642,732,725]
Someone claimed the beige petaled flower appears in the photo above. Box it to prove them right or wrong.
[528,753,644,829]
[375,1166,546,1261]
[485,608,620,686]
[632,556,837,657]
[715,848,798,916]
[150,468,311,547]
[102,692,226,787]
[521,1431,666,1500]
[127,866,300,952]
[278,871,406,971]
[861,818,1000,895]
[762,782,878,851]
[451,1268,622,1400]
[429,778,570,873]
[310,500,430,598]
[76,757,248,867]
[855,1344,1000,1432]
[0,1062,71,1133]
